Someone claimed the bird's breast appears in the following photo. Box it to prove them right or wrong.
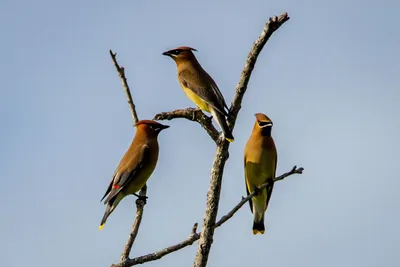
[123,141,159,194]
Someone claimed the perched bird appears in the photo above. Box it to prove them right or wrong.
[99,120,170,230]
[162,46,234,142]
[244,113,277,234]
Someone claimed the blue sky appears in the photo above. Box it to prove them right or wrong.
[1,0,399,266]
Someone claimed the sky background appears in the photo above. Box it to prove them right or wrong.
[1,0,399,266]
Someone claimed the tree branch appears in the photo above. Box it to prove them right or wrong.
[109,12,292,267]
[110,50,139,125]
[215,166,303,227]
[193,12,290,267]
[112,166,302,267]
[229,13,290,127]
[119,185,147,263]
[109,50,147,265]
[154,108,219,143]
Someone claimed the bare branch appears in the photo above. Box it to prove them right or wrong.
[229,13,290,127]
[193,12,290,267]
[109,50,147,266]
[109,12,292,267]
[215,166,303,227]
[111,166,302,267]
[119,185,148,263]
[154,108,219,143]
[114,224,200,267]
[109,50,139,125]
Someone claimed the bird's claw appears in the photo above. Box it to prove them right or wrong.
[253,187,261,196]
[134,193,148,201]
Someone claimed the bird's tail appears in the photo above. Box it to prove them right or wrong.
[252,216,265,235]
[99,203,113,230]
[211,109,234,142]
[251,185,271,235]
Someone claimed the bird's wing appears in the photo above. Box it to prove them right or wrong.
[102,144,149,204]
[179,69,229,116]
[100,169,117,202]
[244,154,254,213]
[206,73,230,111]
[264,156,277,210]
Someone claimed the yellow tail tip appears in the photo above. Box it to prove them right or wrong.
[226,137,234,142]
[252,229,265,235]
[99,224,105,231]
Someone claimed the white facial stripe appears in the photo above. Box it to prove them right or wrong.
[259,123,273,128]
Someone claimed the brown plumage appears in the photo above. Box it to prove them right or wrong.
[162,46,234,142]
[99,120,169,230]
[244,113,277,234]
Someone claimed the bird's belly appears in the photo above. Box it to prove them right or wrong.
[246,164,273,185]
[181,86,210,113]
[123,166,156,194]
[246,152,275,186]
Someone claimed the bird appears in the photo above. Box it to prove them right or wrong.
[162,46,234,142]
[99,120,170,230]
[244,113,277,234]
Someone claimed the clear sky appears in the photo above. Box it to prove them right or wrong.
[1,0,399,266]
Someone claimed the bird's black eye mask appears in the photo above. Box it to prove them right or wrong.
[170,49,182,55]
[149,124,169,132]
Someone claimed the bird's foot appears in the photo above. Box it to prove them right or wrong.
[134,193,148,202]
[253,187,261,196]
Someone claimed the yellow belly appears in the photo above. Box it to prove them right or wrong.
[245,154,275,187]
[181,86,210,113]
[123,165,156,195]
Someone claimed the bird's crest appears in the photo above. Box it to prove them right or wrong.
[135,120,164,127]
[254,113,273,128]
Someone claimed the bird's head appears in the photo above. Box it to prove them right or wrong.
[254,113,273,136]
[162,46,198,63]
[135,120,170,136]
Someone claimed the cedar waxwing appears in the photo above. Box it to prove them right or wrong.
[99,120,169,230]
[162,46,234,142]
[244,113,277,234]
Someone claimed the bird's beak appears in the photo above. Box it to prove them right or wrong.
[160,124,170,130]
[162,51,171,56]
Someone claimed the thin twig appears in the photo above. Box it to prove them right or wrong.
[154,108,219,143]
[109,50,147,265]
[215,166,303,227]
[112,166,302,267]
[193,12,290,267]
[109,50,139,125]
[114,224,200,267]
[229,13,290,127]
[120,185,147,262]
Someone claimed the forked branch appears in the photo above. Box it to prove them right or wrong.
[113,166,303,267]
[193,12,290,267]
[109,12,295,267]
[154,108,219,142]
